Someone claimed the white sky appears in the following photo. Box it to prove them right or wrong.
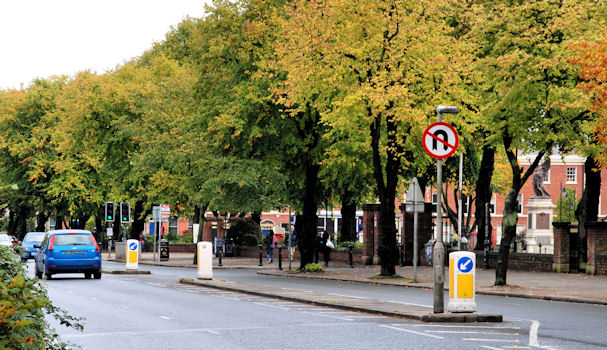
[0,0,211,90]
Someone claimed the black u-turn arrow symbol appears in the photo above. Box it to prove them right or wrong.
[432,130,450,151]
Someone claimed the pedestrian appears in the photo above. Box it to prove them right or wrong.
[313,232,321,264]
[289,231,297,259]
[264,231,274,264]
[321,230,333,267]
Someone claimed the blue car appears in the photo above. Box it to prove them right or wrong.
[21,231,46,261]
[34,229,102,279]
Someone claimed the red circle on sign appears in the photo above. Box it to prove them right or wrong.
[423,122,459,159]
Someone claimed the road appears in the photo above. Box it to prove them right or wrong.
[26,261,607,350]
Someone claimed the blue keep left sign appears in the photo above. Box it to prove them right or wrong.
[457,256,473,273]
[129,242,138,251]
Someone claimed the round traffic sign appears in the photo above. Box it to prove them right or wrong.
[128,242,138,251]
[423,122,459,159]
[457,256,473,273]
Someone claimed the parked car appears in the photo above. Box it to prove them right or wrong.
[21,231,46,261]
[0,233,13,247]
[34,229,102,279]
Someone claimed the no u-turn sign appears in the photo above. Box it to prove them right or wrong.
[423,122,459,159]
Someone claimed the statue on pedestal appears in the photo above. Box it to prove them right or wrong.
[531,159,551,198]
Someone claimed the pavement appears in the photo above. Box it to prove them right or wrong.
[103,251,607,322]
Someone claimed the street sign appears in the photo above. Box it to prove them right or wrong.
[457,256,473,273]
[423,122,459,159]
[405,178,425,213]
[160,204,170,222]
[107,227,113,238]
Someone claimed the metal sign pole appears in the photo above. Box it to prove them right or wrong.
[413,178,419,282]
[458,152,463,250]
[288,206,292,270]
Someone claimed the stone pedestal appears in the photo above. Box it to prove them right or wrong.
[526,197,556,254]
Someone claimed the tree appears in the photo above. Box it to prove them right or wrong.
[276,0,468,275]
[467,0,606,285]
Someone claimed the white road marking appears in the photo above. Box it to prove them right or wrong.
[157,315,171,320]
[479,346,502,350]
[388,300,431,308]
[213,295,240,301]
[66,290,74,294]
[328,293,369,300]
[427,331,519,336]
[529,320,540,347]
[90,297,98,301]
[63,328,221,338]
[303,311,353,321]
[255,302,289,310]
[463,338,519,342]
[379,325,444,339]
[146,282,167,288]
[415,325,520,330]
[120,305,129,309]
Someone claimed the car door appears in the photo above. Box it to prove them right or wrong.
[34,234,49,271]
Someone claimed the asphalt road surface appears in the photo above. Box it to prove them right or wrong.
[27,261,607,350]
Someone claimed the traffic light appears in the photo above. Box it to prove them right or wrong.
[120,202,130,223]
[105,202,115,222]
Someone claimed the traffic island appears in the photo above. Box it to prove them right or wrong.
[102,269,151,275]
[180,277,502,323]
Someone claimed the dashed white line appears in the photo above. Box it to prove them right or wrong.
[255,302,289,310]
[529,320,540,347]
[303,311,353,321]
[479,346,502,350]
[463,338,519,342]
[388,300,431,308]
[427,331,519,336]
[379,325,444,339]
[157,315,171,320]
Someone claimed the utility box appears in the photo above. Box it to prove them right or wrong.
[197,242,213,279]
[160,239,169,261]
[448,251,477,313]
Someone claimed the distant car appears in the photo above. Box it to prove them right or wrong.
[34,229,102,279]
[21,232,46,261]
[0,233,13,247]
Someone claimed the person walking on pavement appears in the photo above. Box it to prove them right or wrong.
[321,230,332,267]
[265,231,274,263]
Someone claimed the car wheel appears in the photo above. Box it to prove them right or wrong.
[44,264,52,280]
[84,273,92,279]
[93,272,101,279]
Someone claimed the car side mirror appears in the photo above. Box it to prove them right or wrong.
[34,244,41,249]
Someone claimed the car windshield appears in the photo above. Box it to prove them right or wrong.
[53,234,94,246]
[24,233,45,243]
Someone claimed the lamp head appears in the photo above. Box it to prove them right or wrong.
[436,105,459,114]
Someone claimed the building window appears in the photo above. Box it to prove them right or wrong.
[169,217,178,234]
[431,193,437,213]
[543,168,550,184]
[566,167,577,183]
[517,194,523,214]
[462,195,469,214]
[490,198,496,214]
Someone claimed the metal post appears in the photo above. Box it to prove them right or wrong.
[288,206,292,270]
[259,244,263,266]
[218,245,223,266]
[398,244,404,267]
[433,157,445,313]
[278,245,283,270]
[484,202,490,269]
[348,244,353,268]
[413,178,419,282]
[458,152,463,250]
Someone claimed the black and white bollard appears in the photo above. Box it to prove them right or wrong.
[278,245,283,270]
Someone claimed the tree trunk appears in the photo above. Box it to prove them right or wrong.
[339,193,357,242]
[474,144,495,250]
[299,162,320,269]
[130,200,146,239]
[36,212,47,232]
[495,141,543,286]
